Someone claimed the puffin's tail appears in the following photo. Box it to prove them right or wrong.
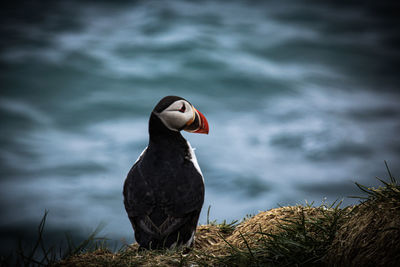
[134,212,199,250]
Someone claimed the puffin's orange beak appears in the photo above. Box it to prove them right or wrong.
[193,108,209,134]
[184,107,209,134]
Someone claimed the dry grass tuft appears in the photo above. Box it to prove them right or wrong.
[193,224,227,250]
[227,206,324,248]
[327,168,400,266]
[56,249,114,267]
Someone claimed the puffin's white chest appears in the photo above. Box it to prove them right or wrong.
[186,141,203,179]
[134,147,147,164]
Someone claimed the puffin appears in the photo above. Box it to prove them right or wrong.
[123,96,209,250]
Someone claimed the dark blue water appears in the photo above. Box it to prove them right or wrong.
[1,0,400,255]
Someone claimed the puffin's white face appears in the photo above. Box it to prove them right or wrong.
[156,100,195,131]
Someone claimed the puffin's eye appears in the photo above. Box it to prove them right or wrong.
[179,104,186,113]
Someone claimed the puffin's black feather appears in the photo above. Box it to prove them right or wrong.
[123,98,204,249]
[153,95,187,113]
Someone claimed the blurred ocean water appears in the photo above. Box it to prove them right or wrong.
[0,0,399,253]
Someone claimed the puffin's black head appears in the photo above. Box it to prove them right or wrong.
[151,96,209,134]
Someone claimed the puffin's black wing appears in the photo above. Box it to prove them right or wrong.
[123,149,154,217]
[161,155,204,218]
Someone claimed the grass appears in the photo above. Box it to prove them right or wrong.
[1,162,399,266]
[0,212,111,267]
[201,202,352,267]
[326,161,400,266]
[353,161,400,207]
